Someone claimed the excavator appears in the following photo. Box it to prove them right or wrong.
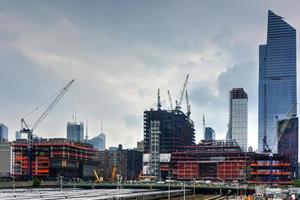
[93,169,103,183]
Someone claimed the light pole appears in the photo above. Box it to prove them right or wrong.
[12,176,15,191]
[59,175,63,191]
[193,178,196,196]
[183,162,186,200]
[73,177,76,190]
[168,169,171,200]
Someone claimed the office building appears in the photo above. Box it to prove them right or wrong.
[15,131,21,140]
[0,143,11,178]
[134,140,144,152]
[89,133,106,151]
[204,127,215,140]
[227,88,248,151]
[67,122,84,142]
[258,10,297,153]
[278,117,298,178]
[0,123,8,143]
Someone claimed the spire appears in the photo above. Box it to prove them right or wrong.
[85,120,88,141]
[157,88,161,111]
[101,120,103,134]
[203,114,206,138]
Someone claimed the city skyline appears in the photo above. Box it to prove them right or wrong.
[1,1,300,150]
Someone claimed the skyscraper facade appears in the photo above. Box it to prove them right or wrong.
[258,10,297,153]
[278,117,298,178]
[204,127,215,140]
[227,88,248,151]
[0,123,8,143]
[67,122,84,142]
[89,133,106,151]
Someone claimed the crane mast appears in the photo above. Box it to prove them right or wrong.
[20,79,74,180]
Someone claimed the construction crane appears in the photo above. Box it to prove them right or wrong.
[157,88,161,111]
[175,74,189,111]
[167,90,174,110]
[263,103,296,185]
[20,79,74,180]
[185,90,191,118]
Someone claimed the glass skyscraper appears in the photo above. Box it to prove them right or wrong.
[258,10,297,153]
[67,122,84,142]
[0,123,8,143]
[227,88,248,151]
[204,127,215,140]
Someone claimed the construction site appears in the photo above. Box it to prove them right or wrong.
[12,138,98,180]
[141,74,295,186]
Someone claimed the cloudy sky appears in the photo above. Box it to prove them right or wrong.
[1,0,300,150]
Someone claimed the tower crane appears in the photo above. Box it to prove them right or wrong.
[167,90,174,111]
[20,79,74,180]
[175,74,189,111]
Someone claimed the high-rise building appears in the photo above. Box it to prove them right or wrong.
[67,122,84,142]
[15,131,21,140]
[278,117,298,178]
[134,140,144,152]
[0,123,8,143]
[89,133,106,151]
[144,109,195,154]
[143,89,195,177]
[204,127,215,140]
[258,10,297,153]
[0,142,11,178]
[227,88,248,151]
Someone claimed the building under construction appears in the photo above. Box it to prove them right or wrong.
[143,75,196,178]
[169,140,292,185]
[97,145,143,181]
[12,138,98,180]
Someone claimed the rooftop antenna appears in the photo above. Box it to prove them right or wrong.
[157,88,161,111]
[74,109,77,124]
[101,120,103,134]
[203,114,205,138]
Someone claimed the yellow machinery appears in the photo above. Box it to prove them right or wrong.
[138,170,156,181]
[111,166,117,181]
[94,169,103,183]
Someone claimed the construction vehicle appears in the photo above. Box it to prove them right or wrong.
[138,170,156,182]
[93,169,103,183]
[111,166,117,181]
[20,80,74,180]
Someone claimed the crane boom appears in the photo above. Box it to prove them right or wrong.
[271,103,297,153]
[20,79,75,180]
[31,79,74,131]
[175,74,189,111]
[167,90,174,110]
[186,90,191,117]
